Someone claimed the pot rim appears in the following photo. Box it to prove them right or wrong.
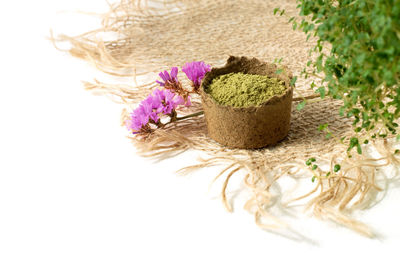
[200,56,294,112]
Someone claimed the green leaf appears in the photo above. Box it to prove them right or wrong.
[348,137,360,152]
[316,87,326,99]
[339,107,345,116]
[357,143,362,154]
[312,164,318,170]
[334,164,341,172]
[273,8,280,15]
[275,69,283,74]
[311,176,316,182]
[297,100,306,111]
[290,76,297,86]
[306,157,316,166]
[318,123,328,131]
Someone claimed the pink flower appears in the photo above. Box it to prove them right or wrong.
[154,88,184,114]
[182,61,211,90]
[126,88,185,134]
[156,67,179,87]
[126,104,151,134]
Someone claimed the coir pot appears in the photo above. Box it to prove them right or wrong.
[200,56,294,149]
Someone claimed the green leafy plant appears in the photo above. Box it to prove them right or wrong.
[275,0,400,154]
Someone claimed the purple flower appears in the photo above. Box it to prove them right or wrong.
[126,105,151,133]
[126,88,185,134]
[182,61,211,90]
[156,67,179,87]
[154,88,184,114]
[143,94,163,120]
[126,93,162,133]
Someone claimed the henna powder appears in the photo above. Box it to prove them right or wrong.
[207,72,286,107]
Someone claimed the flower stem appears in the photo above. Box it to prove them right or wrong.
[176,111,204,121]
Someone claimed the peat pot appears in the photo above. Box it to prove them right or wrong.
[200,56,294,149]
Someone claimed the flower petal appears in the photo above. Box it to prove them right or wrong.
[171,67,178,80]
[156,80,165,86]
[158,71,167,81]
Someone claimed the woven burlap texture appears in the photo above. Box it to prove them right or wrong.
[56,0,400,237]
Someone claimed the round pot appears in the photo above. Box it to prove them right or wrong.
[200,56,294,149]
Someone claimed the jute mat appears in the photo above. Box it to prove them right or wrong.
[56,0,400,237]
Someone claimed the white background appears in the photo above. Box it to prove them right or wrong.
[1,1,400,266]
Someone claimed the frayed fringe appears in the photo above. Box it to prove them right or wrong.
[173,139,400,237]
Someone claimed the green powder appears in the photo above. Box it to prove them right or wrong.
[207,72,287,107]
